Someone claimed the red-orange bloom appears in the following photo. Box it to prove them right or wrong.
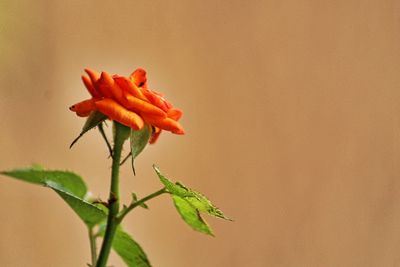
[70,68,184,143]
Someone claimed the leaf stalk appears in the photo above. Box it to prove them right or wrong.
[117,188,166,223]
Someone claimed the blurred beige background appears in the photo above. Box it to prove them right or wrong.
[1,0,400,266]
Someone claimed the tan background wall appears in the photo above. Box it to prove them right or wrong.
[1,1,400,266]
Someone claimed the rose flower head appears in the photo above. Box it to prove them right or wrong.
[70,68,184,144]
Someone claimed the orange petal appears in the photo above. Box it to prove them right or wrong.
[96,72,113,98]
[130,68,147,88]
[84,68,99,82]
[114,76,147,101]
[142,89,170,112]
[167,108,183,121]
[84,68,102,95]
[77,111,92,117]
[142,115,184,135]
[123,93,167,118]
[148,89,173,109]
[94,98,144,130]
[98,71,128,104]
[164,99,173,109]
[149,128,162,144]
[69,98,97,116]
[81,75,101,98]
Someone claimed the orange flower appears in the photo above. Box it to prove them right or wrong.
[70,68,184,143]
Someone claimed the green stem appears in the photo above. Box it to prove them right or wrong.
[96,123,126,267]
[117,188,166,223]
[88,227,97,266]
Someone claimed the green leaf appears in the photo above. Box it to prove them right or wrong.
[46,181,107,227]
[31,163,45,170]
[153,167,189,197]
[70,111,107,148]
[176,182,229,220]
[130,124,152,175]
[0,166,105,228]
[153,166,231,236]
[153,165,230,220]
[1,167,87,198]
[112,228,152,267]
[172,195,213,235]
[98,226,152,267]
[93,202,109,215]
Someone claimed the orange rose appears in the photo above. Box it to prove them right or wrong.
[70,68,184,144]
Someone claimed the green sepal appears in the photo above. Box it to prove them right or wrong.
[130,124,152,175]
[113,121,131,142]
[70,111,107,148]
